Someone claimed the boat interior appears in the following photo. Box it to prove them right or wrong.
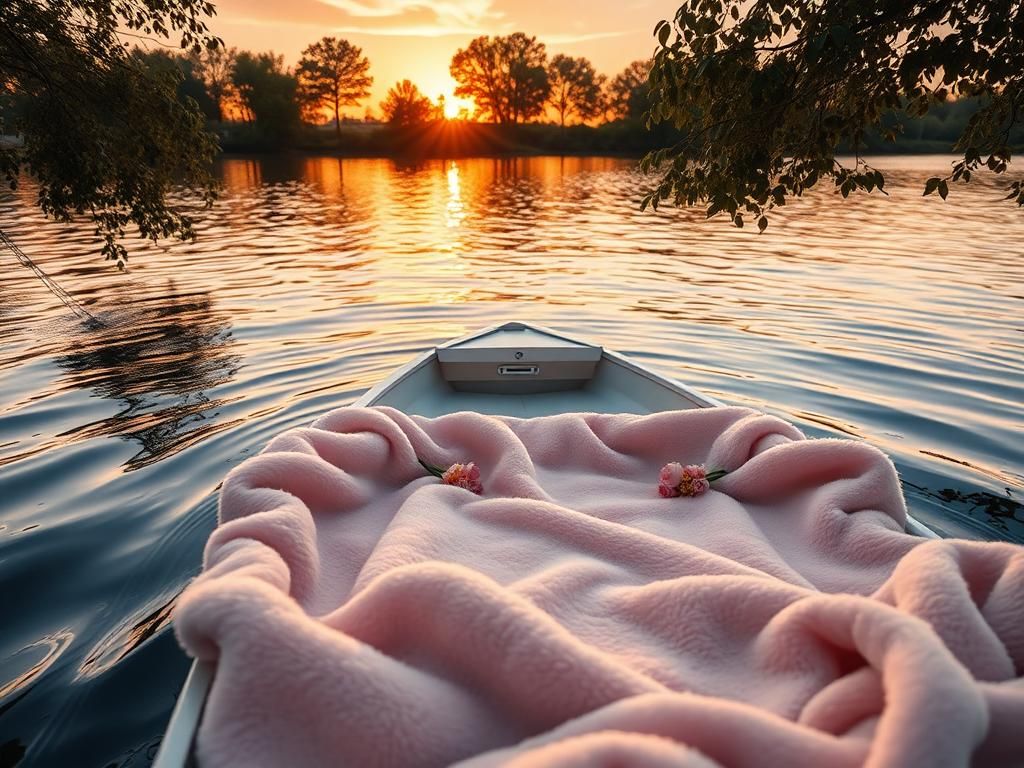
[151,320,940,768]
[368,323,712,417]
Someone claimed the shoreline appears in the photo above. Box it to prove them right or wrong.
[215,145,969,160]
[214,119,990,159]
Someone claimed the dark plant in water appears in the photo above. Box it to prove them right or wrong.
[0,0,221,266]
[642,1,1024,228]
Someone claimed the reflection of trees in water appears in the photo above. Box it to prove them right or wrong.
[905,480,1023,541]
[932,487,1022,534]
[0,278,16,324]
[78,590,179,678]
[56,283,240,470]
[472,159,544,251]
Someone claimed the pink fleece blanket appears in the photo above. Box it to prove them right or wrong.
[175,406,1024,767]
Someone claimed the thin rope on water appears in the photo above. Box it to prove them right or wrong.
[0,227,105,327]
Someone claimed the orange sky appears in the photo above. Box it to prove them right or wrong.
[206,0,670,118]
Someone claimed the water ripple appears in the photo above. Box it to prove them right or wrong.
[0,154,1021,764]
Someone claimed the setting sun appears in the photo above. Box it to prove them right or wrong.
[422,77,475,120]
[439,92,474,120]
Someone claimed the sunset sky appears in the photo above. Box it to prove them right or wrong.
[206,0,669,118]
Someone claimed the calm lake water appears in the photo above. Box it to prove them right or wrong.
[0,154,1022,765]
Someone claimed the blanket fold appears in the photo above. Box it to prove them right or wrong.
[174,406,1024,767]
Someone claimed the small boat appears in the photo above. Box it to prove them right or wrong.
[154,321,938,767]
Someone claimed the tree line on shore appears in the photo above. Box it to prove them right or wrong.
[127,33,654,149]
[122,32,1006,158]
[6,22,1001,159]
[121,33,1005,159]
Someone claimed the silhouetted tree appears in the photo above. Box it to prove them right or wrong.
[231,52,299,144]
[56,284,240,469]
[0,0,219,264]
[547,54,605,127]
[381,80,434,126]
[606,60,650,122]
[296,37,372,137]
[450,33,550,124]
[133,49,218,120]
[194,45,237,122]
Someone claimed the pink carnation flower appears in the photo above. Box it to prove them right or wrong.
[658,462,684,498]
[658,462,714,498]
[442,462,483,494]
[678,464,710,497]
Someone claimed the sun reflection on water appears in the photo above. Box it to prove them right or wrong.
[446,160,465,229]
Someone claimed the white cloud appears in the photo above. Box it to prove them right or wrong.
[317,0,502,31]
[540,30,626,44]
[228,1,625,42]
[327,24,489,36]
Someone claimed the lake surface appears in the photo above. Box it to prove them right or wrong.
[0,154,1022,765]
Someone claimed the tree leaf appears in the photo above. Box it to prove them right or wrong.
[657,22,671,47]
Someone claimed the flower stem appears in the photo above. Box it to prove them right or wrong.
[706,469,729,482]
[418,458,445,478]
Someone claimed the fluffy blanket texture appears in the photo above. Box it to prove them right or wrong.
[175,406,1024,767]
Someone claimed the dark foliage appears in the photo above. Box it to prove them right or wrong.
[606,60,651,121]
[296,38,372,137]
[231,52,300,147]
[381,80,435,126]
[0,0,220,264]
[134,49,218,120]
[643,0,1024,228]
[547,55,605,127]
[451,34,550,124]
